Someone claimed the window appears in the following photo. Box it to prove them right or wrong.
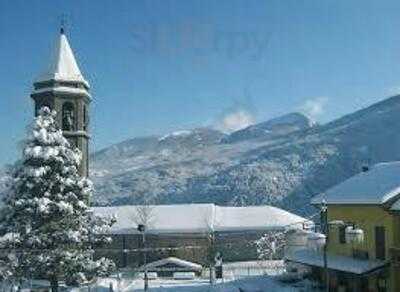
[375,226,386,260]
[62,102,75,131]
[338,226,346,244]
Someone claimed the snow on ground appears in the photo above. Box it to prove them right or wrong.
[1,274,310,291]
[94,275,305,291]
[90,261,306,291]
[1,261,312,291]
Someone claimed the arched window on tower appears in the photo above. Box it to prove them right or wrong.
[62,102,75,131]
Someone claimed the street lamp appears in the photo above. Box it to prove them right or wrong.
[320,200,329,292]
[137,224,148,291]
[319,200,346,292]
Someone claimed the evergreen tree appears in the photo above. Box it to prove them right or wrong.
[0,107,115,291]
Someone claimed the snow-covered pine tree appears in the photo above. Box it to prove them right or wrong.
[0,107,115,291]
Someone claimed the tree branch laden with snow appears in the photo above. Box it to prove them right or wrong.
[255,231,286,260]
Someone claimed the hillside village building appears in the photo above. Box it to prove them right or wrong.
[93,204,311,267]
[287,161,400,292]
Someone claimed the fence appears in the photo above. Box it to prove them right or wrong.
[221,260,285,279]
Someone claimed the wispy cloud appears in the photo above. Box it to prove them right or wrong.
[298,97,329,121]
[385,86,400,97]
[214,108,255,133]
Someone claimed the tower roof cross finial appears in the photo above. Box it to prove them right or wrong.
[60,14,67,34]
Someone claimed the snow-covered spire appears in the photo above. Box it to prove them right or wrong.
[35,29,89,88]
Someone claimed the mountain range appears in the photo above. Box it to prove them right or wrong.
[89,95,400,215]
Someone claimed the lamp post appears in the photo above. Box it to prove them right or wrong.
[320,200,329,292]
[137,224,148,291]
[209,232,215,285]
[318,200,364,292]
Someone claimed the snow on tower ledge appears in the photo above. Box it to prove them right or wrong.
[34,30,90,88]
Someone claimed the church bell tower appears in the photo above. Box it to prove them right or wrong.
[31,28,91,177]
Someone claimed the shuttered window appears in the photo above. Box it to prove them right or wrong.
[375,226,386,260]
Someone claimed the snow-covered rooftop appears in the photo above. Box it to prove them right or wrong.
[140,257,202,272]
[286,249,387,274]
[389,197,400,211]
[94,204,214,234]
[35,31,89,87]
[311,161,400,205]
[213,206,307,232]
[92,204,309,235]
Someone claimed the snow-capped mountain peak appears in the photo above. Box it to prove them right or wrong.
[159,130,193,142]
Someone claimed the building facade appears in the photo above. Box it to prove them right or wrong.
[324,205,391,291]
[387,197,400,292]
[30,28,91,177]
[287,162,400,292]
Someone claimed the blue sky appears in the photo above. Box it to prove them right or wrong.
[1,0,400,166]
